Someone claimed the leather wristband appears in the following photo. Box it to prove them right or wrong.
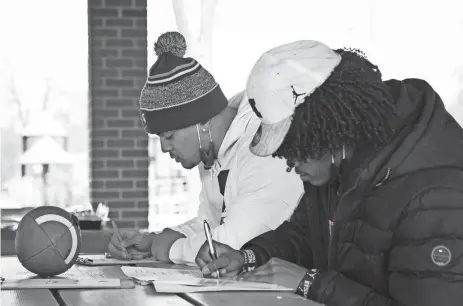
[295,269,319,298]
[239,249,257,273]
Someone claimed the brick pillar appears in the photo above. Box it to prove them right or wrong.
[88,0,149,229]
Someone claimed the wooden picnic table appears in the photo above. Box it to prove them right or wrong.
[0,255,322,306]
[1,289,59,306]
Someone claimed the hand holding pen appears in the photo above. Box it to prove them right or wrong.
[112,220,130,259]
[203,220,220,279]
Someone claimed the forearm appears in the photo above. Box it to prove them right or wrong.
[168,216,203,237]
[150,228,185,262]
[241,221,313,269]
[304,270,398,306]
[302,267,463,306]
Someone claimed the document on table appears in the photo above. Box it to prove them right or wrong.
[0,262,133,290]
[0,277,121,290]
[76,254,162,266]
[121,266,202,285]
[121,267,293,293]
[4,266,109,280]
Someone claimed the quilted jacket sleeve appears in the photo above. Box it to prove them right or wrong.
[241,192,314,269]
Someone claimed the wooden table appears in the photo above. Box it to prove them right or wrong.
[1,256,322,306]
[1,289,59,306]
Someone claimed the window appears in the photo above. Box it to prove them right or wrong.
[0,1,89,216]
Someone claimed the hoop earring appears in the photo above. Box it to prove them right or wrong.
[207,129,212,145]
[196,124,213,147]
[197,124,215,169]
[196,124,203,149]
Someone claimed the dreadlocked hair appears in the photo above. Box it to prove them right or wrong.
[273,48,396,162]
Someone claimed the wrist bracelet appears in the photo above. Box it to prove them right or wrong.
[295,269,319,299]
[239,249,257,273]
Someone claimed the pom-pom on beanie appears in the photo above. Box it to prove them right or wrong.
[139,31,228,135]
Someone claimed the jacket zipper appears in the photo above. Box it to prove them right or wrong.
[327,175,362,268]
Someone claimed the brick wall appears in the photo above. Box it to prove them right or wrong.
[88,0,149,228]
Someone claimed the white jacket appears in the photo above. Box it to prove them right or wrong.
[168,91,304,265]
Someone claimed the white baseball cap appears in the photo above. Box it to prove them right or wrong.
[247,40,342,157]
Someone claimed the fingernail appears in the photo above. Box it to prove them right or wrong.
[202,267,210,274]
[211,271,217,278]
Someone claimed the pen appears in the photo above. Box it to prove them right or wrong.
[112,220,129,258]
[203,220,220,279]
[77,257,93,264]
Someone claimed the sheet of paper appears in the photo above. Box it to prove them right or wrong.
[121,266,202,281]
[76,254,161,266]
[9,266,109,280]
[1,278,121,290]
[153,279,293,293]
[121,267,292,292]
[1,265,135,290]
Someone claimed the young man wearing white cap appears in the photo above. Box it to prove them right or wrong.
[196,41,463,305]
[107,31,303,266]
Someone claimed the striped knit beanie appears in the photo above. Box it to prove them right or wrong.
[139,31,228,135]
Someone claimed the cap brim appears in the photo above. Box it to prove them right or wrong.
[249,116,292,157]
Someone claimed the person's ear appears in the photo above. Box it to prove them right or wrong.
[198,120,212,134]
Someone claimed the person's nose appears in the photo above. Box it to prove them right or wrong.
[160,138,172,153]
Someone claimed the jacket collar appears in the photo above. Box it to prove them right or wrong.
[210,91,255,175]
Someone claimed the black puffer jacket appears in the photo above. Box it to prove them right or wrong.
[242,79,463,306]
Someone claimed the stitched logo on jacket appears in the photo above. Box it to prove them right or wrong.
[431,245,452,267]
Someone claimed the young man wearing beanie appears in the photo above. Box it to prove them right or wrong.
[107,32,304,265]
[195,40,463,305]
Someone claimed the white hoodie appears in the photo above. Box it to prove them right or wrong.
[168,91,304,265]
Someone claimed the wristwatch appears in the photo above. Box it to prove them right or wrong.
[239,249,257,273]
[295,269,320,298]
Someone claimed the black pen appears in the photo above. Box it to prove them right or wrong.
[203,220,220,279]
[77,257,94,264]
